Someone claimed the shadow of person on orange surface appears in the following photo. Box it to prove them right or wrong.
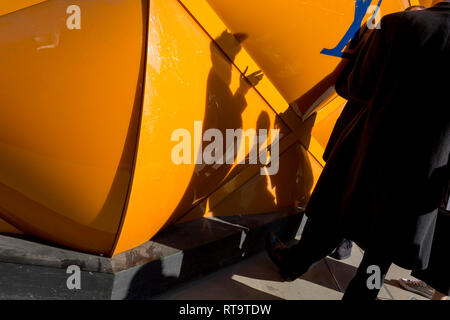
[159,26,324,229]
[268,115,314,212]
[161,30,264,228]
[218,110,314,218]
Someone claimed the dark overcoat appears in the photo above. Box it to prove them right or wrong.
[306,3,450,270]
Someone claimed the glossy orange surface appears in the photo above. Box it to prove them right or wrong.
[0,0,146,254]
[112,0,289,254]
[205,0,408,105]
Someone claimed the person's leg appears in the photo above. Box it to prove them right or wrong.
[342,249,392,301]
[280,218,344,276]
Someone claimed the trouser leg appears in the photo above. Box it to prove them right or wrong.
[342,249,392,301]
[282,218,344,276]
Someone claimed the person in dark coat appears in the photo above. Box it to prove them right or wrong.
[266,0,450,300]
[323,102,361,261]
[405,167,450,300]
[328,2,430,264]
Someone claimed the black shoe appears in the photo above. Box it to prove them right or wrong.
[265,233,302,282]
[329,239,353,260]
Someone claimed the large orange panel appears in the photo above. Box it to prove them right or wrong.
[113,0,296,254]
[205,0,409,105]
[0,0,146,254]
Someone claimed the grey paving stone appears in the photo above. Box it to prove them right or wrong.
[383,264,429,300]
[326,244,428,300]
[155,252,343,300]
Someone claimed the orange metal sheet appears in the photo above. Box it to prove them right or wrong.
[0,0,146,254]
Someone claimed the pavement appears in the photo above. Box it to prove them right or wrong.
[153,241,429,300]
[0,213,431,300]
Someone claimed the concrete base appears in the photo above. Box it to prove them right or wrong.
[0,210,304,300]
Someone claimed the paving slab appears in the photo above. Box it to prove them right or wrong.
[325,244,428,300]
[154,252,343,300]
[153,240,430,301]
[383,264,428,300]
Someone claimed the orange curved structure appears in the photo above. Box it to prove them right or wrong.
[0,0,411,256]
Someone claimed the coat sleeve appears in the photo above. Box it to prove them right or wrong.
[336,15,393,105]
